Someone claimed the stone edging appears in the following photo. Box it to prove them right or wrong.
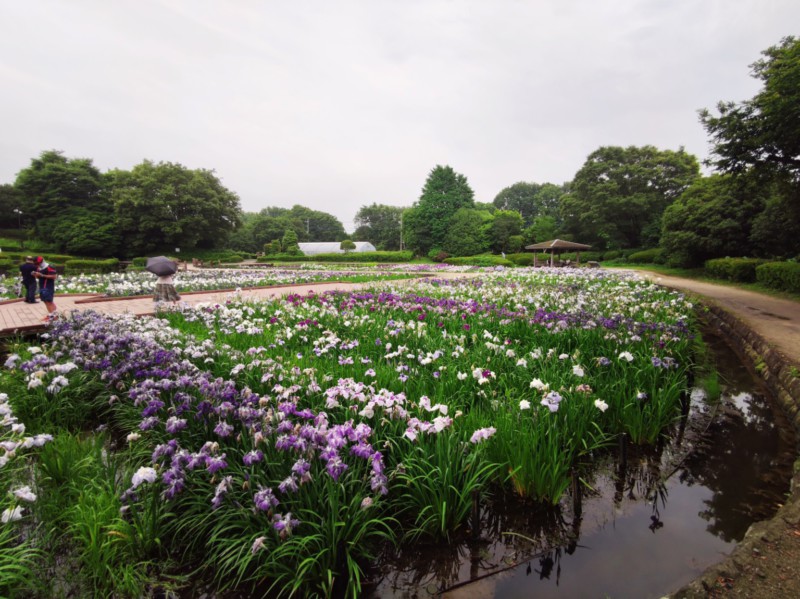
[671,301,800,597]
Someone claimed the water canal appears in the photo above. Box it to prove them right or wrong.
[367,331,797,598]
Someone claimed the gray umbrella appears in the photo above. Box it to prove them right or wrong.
[145,256,178,277]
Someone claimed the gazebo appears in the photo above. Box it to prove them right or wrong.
[525,239,592,267]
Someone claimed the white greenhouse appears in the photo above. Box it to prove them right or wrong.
[297,242,377,256]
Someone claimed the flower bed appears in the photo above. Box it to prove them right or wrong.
[1,268,695,597]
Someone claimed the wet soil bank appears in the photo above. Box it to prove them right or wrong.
[671,302,800,598]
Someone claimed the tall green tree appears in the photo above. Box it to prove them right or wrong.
[486,209,524,253]
[492,182,566,226]
[110,161,241,256]
[660,174,767,267]
[353,203,404,250]
[442,208,490,256]
[14,150,116,255]
[561,145,700,250]
[403,165,475,255]
[0,184,25,229]
[700,36,800,184]
[286,205,347,242]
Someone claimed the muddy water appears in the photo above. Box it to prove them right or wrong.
[367,333,796,598]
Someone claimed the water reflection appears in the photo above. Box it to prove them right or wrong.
[368,332,796,598]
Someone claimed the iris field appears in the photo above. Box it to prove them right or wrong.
[0,268,696,597]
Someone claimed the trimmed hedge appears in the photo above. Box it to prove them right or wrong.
[756,261,800,293]
[602,250,622,261]
[558,251,604,262]
[65,258,120,275]
[627,249,664,264]
[705,257,768,283]
[444,256,514,267]
[0,258,13,276]
[261,251,414,263]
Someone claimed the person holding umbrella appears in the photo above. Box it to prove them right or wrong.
[32,256,58,320]
[147,256,181,305]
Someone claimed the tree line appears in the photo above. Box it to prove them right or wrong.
[397,36,800,265]
[2,36,796,264]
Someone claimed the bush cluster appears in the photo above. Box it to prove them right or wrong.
[627,249,665,264]
[756,261,800,293]
[704,258,768,283]
[443,255,514,267]
[261,251,414,263]
[65,258,121,275]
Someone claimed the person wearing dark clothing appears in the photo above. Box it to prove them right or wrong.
[33,256,58,321]
[19,256,38,303]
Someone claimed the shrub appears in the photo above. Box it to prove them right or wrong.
[705,258,769,283]
[506,253,550,266]
[602,250,622,261]
[132,257,147,267]
[443,255,514,267]
[65,258,121,275]
[756,261,800,293]
[260,251,414,264]
[627,249,664,264]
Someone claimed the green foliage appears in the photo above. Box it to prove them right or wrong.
[0,184,26,230]
[443,255,514,267]
[492,182,566,226]
[705,257,769,282]
[13,151,113,255]
[627,248,665,264]
[353,203,404,250]
[660,175,768,267]
[262,250,414,263]
[232,205,347,254]
[562,145,700,250]
[442,208,489,257]
[602,250,622,261]
[394,434,498,541]
[404,165,475,255]
[110,160,242,256]
[0,520,41,598]
[700,36,800,183]
[34,433,162,597]
[281,229,301,256]
[755,261,800,293]
[65,258,120,275]
[486,209,524,254]
[340,239,356,253]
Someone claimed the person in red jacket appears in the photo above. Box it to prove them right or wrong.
[33,256,58,321]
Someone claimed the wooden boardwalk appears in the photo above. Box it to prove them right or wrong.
[0,282,366,338]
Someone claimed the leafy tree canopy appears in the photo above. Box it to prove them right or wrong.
[14,150,114,253]
[700,36,800,184]
[405,165,475,255]
[660,174,768,267]
[110,160,242,257]
[0,184,25,229]
[442,208,490,257]
[492,182,566,226]
[353,203,404,250]
[486,209,524,253]
[561,145,700,250]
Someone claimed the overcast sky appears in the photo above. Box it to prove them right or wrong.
[1,1,797,231]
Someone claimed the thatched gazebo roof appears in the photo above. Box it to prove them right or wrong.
[524,239,592,266]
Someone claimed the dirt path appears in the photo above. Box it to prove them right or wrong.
[637,272,800,368]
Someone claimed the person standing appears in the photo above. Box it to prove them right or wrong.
[33,256,58,320]
[153,269,181,305]
[19,256,38,303]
